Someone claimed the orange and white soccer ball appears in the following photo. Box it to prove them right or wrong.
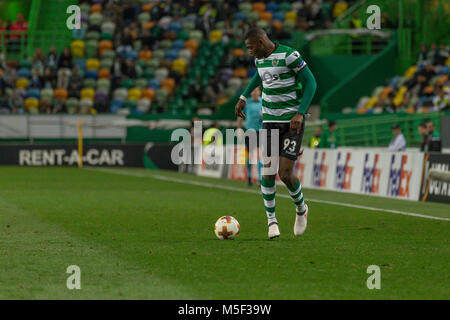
[214,216,240,240]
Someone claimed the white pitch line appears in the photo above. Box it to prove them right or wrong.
[86,167,450,222]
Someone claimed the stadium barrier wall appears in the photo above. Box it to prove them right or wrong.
[0,143,177,171]
[196,146,440,202]
[419,153,450,204]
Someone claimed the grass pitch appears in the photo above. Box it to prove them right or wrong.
[0,166,449,299]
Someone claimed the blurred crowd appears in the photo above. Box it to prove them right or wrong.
[0,0,357,115]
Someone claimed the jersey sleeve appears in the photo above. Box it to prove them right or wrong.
[286,50,307,74]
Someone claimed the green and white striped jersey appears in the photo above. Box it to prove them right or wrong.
[255,43,307,122]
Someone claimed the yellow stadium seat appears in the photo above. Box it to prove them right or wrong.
[128,88,142,101]
[16,78,29,89]
[71,40,85,57]
[365,97,377,108]
[284,11,297,23]
[86,58,100,71]
[80,88,95,100]
[209,30,223,43]
[25,98,39,111]
[404,66,418,78]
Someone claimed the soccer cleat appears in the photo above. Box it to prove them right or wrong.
[268,222,280,239]
[294,204,308,236]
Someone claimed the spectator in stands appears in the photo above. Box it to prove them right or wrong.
[57,47,73,89]
[309,126,323,148]
[426,119,441,152]
[349,11,362,54]
[3,64,17,88]
[427,43,438,63]
[433,87,449,111]
[418,122,428,151]
[42,68,56,89]
[32,48,45,76]
[46,46,59,71]
[69,66,83,90]
[435,44,449,66]
[9,13,28,40]
[53,97,65,114]
[122,3,137,27]
[122,60,137,78]
[9,90,24,114]
[0,88,9,113]
[417,44,428,64]
[68,81,80,99]
[30,69,43,89]
[319,121,338,149]
[203,75,224,105]
[388,124,406,151]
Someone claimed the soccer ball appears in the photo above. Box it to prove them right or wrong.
[214,216,240,240]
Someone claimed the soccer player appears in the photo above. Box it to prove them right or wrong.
[235,28,317,239]
[237,87,263,187]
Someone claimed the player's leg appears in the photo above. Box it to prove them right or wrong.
[278,122,308,235]
[260,124,279,239]
[261,169,279,239]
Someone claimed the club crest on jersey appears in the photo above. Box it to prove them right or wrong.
[272,59,279,66]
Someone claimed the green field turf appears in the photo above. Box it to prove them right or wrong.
[0,166,449,299]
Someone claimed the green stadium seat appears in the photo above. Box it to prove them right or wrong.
[97,79,111,90]
[239,2,252,14]
[279,2,292,12]
[83,78,96,89]
[86,31,100,41]
[147,58,161,69]
[135,78,148,89]
[100,49,115,60]
[100,58,114,69]
[89,13,103,26]
[138,12,151,24]
[152,49,165,60]
[121,78,135,89]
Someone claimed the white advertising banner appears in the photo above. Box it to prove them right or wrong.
[290,148,424,201]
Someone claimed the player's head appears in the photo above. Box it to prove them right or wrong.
[251,87,261,101]
[392,124,401,135]
[245,28,272,59]
[426,119,435,133]
[314,126,323,137]
[418,122,427,136]
[328,121,337,132]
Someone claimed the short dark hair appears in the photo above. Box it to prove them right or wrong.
[245,28,267,42]
[328,121,336,128]
[418,123,426,128]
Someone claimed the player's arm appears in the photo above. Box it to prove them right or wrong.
[296,66,317,115]
[287,51,317,133]
[234,72,262,119]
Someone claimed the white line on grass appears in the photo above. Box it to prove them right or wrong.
[87,167,450,222]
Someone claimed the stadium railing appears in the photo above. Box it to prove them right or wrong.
[303,112,442,148]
